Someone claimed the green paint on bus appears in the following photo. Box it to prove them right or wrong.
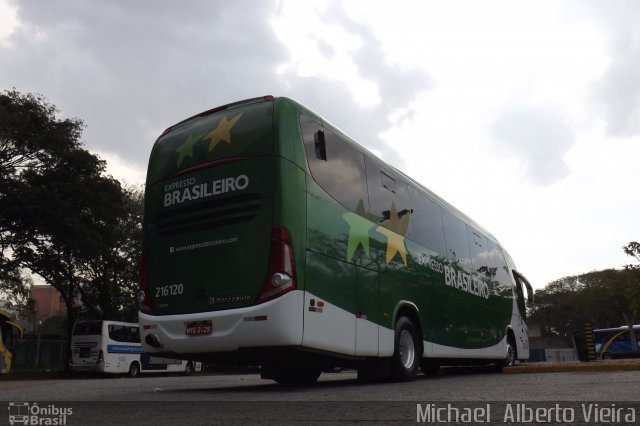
[139,95,530,364]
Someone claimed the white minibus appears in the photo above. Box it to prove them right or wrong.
[70,320,199,377]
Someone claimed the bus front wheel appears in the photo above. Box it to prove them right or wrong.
[128,361,140,378]
[389,317,421,382]
[504,336,517,367]
[184,362,194,376]
[495,335,517,372]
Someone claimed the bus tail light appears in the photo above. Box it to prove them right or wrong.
[257,227,297,303]
[96,349,104,365]
[137,249,155,314]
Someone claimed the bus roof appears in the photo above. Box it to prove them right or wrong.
[156,95,501,245]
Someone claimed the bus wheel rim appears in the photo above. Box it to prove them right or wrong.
[399,329,415,369]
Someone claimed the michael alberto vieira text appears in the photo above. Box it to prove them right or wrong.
[416,403,637,423]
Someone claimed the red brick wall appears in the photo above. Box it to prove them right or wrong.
[31,285,65,321]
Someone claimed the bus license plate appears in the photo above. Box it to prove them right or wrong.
[185,321,212,336]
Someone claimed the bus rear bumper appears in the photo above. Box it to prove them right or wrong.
[69,363,102,372]
[138,290,304,355]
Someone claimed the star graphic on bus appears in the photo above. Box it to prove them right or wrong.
[343,199,373,261]
[175,133,202,167]
[376,202,411,265]
[203,112,244,152]
[377,227,408,265]
[343,213,373,261]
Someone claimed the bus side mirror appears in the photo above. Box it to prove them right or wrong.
[513,270,534,303]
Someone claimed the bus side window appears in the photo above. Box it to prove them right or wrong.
[468,227,490,273]
[485,240,513,296]
[407,188,446,255]
[128,327,141,343]
[365,157,411,229]
[108,325,122,342]
[300,115,369,215]
[442,210,471,267]
[381,172,396,194]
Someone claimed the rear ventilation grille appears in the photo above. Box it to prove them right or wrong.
[154,193,261,237]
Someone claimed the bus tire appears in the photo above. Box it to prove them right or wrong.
[389,317,420,382]
[504,335,517,368]
[128,361,140,378]
[184,362,194,376]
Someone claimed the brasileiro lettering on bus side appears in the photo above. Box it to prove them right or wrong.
[418,254,489,299]
[444,265,489,299]
[163,174,249,207]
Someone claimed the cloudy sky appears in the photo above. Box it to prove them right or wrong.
[1,0,639,289]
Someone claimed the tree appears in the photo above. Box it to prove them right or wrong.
[1,89,83,290]
[79,185,143,322]
[624,241,640,268]
[0,89,83,180]
[529,268,639,341]
[621,241,640,352]
[1,89,142,338]
[0,268,35,326]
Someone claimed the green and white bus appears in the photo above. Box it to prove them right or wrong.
[138,95,533,384]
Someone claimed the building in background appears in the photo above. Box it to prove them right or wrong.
[30,285,65,322]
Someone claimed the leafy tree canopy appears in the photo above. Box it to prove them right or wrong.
[1,89,142,335]
[531,242,640,352]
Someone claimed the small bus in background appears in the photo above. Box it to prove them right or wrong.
[69,320,199,377]
[593,325,640,359]
[1,308,23,374]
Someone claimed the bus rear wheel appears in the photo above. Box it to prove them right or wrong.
[389,317,421,382]
[184,362,194,376]
[128,361,140,378]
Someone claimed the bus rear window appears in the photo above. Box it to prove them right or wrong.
[147,100,273,184]
[72,321,102,335]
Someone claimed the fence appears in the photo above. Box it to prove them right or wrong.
[12,335,68,373]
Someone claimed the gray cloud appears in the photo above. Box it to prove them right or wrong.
[490,105,575,186]
[1,0,430,175]
[280,2,431,167]
[2,0,287,166]
[584,1,640,137]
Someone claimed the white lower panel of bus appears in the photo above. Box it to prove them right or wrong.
[302,292,394,357]
[141,289,511,362]
[302,292,511,361]
[139,290,305,354]
[429,339,506,359]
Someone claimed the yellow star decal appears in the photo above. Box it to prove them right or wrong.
[202,112,244,152]
[377,226,408,265]
[376,202,411,265]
